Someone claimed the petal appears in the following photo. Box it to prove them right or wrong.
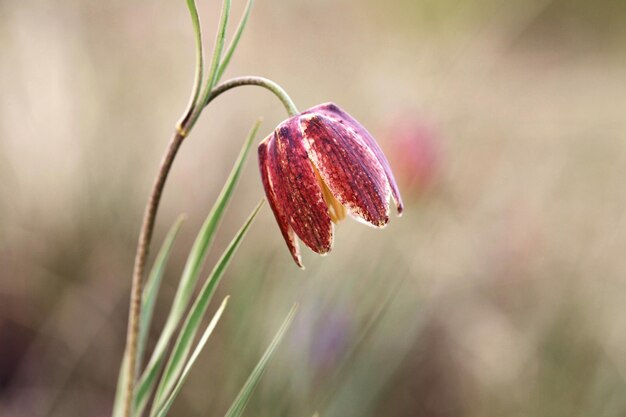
[268,118,333,255]
[304,103,404,215]
[258,136,303,268]
[299,112,391,227]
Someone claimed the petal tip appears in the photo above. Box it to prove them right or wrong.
[310,243,332,256]
[290,249,305,269]
[377,216,390,228]
[318,246,332,256]
[351,213,389,229]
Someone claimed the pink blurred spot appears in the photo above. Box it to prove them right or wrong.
[381,114,442,197]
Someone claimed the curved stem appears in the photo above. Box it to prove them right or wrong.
[207,76,299,116]
[122,131,184,417]
[121,75,296,417]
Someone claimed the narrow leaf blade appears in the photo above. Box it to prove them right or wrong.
[112,216,185,417]
[111,355,128,417]
[215,0,253,83]
[153,296,230,417]
[150,200,264,414]
[134,119,262,415]
[224,303,299,417]
[202,0,231,104]
[137,215,186,371]
[184,0,204,110]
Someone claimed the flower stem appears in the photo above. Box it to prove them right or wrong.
[207,76,299,117]
[123,130,184,417]
[121,75,296,417]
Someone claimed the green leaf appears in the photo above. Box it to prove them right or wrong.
[224,303,299,417]
[215,0,253,83]
[204,0,231,100]
[153,296,230,417]
[134,119,262,416]
[184,0,204,110]
[182,0,232,131]
[150,200,264,414]
[111,355,128,417]
[137,215,186,371]
[112,216,185,417]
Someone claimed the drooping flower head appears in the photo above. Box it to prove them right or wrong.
[258,103,403,268]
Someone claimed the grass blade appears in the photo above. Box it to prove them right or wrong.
[203,0,231,102]
[112,355,128,417]
[137,215,186,371]
[153,296,230,417]
[215,0,253,83]
[182,0,231,130]
[134,119,262,415]
[112,216,185,417]
[150,200,264,414]
[224,303,299,417]
[184,0,204,111]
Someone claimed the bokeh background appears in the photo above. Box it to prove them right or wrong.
[2,0,626,416]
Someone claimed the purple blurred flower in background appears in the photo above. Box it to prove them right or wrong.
[310,308,352,372]
[258,103,403,267]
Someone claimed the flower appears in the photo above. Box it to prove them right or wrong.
[258,102,403,268]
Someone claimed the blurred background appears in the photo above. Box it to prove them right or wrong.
[1,0,626,416]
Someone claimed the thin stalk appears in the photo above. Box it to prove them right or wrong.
[121,75,296,417]
[122,130,185,417]
[207,76,299,116]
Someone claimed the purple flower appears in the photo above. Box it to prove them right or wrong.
[258,103,403,267]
